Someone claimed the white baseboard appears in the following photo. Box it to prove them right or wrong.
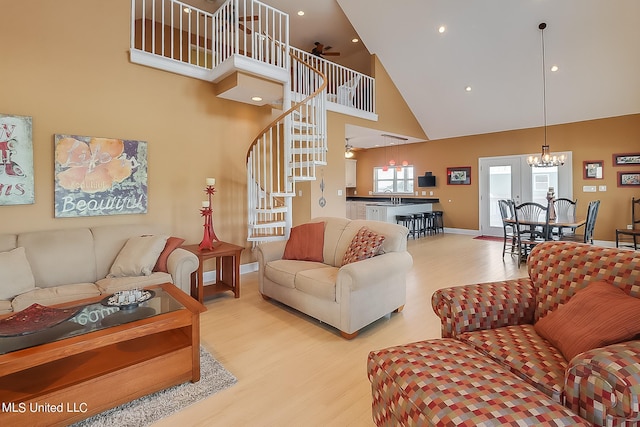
[202,261,258,285]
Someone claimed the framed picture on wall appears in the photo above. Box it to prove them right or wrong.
[446,166,471,185]
[617,171,640,187]
[0,113,34,205]
[54,134,148,217]
[612,153,640,166]
[583,160,603,180]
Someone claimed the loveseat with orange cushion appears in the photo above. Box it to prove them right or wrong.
[256,217,412,339]
[0,224,198,314]
[368,241,640,426]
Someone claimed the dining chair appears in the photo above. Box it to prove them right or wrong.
[553,198,577,237]
[560,200,600,244]
[615,197,640,250]
[498,199,517,257]
[514,201,549,263]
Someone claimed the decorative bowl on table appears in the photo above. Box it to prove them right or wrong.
[0,303,82,337]
[101,289,155,310]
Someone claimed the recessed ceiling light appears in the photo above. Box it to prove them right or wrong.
[438,25,446,34]
[251,96,263,102]
[352,38,359,43]
[550,65,559,72]
[465,86,472,92]
[297,11,304,16]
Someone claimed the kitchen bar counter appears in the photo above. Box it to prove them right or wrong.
[347,196,440,204]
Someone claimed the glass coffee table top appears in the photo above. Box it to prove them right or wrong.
[0,287,184,355]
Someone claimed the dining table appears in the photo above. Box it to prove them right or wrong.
[505,215,586,241]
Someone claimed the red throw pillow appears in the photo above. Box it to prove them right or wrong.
[153,236,186,273]
[282,222,325,262]
[341,226,385,266]
[534,281,640,361]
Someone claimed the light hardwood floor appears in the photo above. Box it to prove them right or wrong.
[154,233,526,427]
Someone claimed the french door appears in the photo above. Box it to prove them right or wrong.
[479,157,523,237]
[479,153,573,237]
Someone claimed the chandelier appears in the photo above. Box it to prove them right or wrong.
[527,23,565,168]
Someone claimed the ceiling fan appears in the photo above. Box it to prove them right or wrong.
[311,42,340,57]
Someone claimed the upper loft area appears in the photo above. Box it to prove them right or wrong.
[129,0,377,121]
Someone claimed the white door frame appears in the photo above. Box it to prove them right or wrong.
[479,152,573,236]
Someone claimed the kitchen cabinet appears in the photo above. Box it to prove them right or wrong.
[345,159,357,188]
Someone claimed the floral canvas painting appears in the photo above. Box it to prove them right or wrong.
[0,113,34,205]
[54,135,147,217]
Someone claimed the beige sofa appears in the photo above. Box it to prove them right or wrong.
[256,217,413,339]
[0,224,198,314]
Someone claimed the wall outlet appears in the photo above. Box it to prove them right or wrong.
[415,191,418,196]
[429,191,434,196]
[369,191,373,195]
[298,190,302,197]
[598,185,607,191]
[421,191,426,195]
[628,224,634,230]
[337,189,343,196]
[583,185,597,192]
[353,190,357,195]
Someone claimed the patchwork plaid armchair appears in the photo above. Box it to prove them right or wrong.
[431,241,640,426]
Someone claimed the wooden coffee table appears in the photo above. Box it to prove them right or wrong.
[0,283,205,426]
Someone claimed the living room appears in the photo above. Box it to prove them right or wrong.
[2,0,639,425]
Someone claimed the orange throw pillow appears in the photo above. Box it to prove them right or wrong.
[153,236,185,273]
[283,222,324,262]
[534,281,640,361]
[341,227,385,266]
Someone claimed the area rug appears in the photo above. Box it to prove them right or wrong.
[473,235,504,242]
[72,347,236,427]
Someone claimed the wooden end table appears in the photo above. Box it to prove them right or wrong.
[182,242,244,303]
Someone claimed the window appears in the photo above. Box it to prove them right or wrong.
[374,166,414,194]
[531,166,557,205]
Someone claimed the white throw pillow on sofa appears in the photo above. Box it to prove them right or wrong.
[108,235,168,277]
[0,247,36,300]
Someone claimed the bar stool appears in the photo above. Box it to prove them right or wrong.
[396,215,415,239]
[433,211,444,234]
[421,212,436,235]
[413,213,426,238]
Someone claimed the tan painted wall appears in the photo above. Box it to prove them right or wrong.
[351,114,640,241]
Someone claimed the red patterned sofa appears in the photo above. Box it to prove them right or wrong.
[368,241,640,426]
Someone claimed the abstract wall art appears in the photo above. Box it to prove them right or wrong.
[54,134,148,217]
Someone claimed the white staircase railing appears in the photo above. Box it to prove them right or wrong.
[290,47,375,115]
[130,0,289,78]
[246,52,327,242]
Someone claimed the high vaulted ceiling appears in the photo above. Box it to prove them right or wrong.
[196,0,640,144]
[337,0,640,141]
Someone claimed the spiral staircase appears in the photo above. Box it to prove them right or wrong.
[129,0,374,242]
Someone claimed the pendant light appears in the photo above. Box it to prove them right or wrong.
[527,23,565,168]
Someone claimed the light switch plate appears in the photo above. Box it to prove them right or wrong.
[337,189,343,196]
[598,185,607,191]
[583,185,597,192]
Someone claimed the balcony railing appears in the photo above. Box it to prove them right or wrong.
[129,0,374,117]
[290,47,375,115]
[130,0,289,74]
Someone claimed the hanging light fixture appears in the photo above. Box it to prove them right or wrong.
[381,134,409,169]
[527,23,565,168]
[344,138,354,158]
